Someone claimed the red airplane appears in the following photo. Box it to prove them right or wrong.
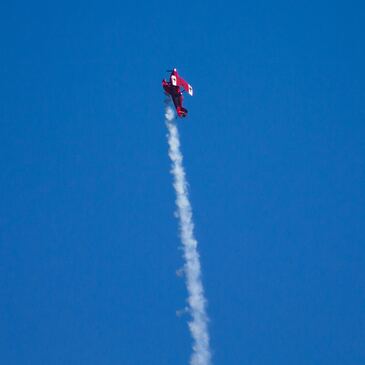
[162,68,193,118]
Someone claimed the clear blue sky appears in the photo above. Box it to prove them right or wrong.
[1,1,364,364]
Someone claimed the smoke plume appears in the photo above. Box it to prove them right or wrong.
[165,105,211,365]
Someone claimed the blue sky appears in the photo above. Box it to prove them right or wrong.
[1,1,364,364]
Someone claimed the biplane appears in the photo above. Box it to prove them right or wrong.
[162,68,193,118]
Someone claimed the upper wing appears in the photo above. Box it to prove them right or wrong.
[170,70,193,96]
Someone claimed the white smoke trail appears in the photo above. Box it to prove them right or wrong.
[165,105,211,365]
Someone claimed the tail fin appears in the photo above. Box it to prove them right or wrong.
[177,106,188,118]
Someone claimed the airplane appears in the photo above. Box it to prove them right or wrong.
[162,68,193,118]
